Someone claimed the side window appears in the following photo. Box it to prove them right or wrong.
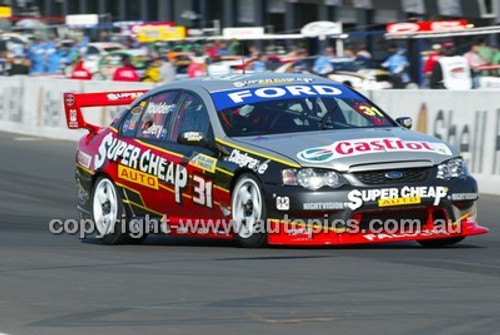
[120,91,179,139]
[172,93,213,141]
[121,103,145,137]
[336,99,371,127]
[137,91,180,140]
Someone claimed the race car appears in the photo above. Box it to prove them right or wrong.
[64,73,488,247]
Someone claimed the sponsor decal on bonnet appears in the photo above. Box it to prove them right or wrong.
[297,137,453,163]
[226,149,269,174]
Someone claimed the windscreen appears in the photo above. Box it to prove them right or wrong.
[211,84,396,137]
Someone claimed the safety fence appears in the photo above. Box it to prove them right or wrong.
[0,76,498,194]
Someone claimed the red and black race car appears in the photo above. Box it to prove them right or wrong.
[64,73,487,247]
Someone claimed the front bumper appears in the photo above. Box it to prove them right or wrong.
[264,175,488,245]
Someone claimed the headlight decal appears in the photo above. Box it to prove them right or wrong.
[283,168,345,190]
[437,157,469,180]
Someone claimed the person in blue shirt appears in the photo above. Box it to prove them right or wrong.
[27,38,46,74]
[313,56,333,75]
[382,47,410,88]
[252,54,268,73]
[45,40,62,74]
[313,47,335,75]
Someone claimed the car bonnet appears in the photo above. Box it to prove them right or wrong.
[233,127,459,172]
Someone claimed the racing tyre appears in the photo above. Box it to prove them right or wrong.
[418,237,465,248]
[91,177,146,245]
[231,174,267,248]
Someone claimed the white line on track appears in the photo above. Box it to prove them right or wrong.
[13,137,37,141]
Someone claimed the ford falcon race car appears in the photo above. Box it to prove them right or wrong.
[64,73,488,247]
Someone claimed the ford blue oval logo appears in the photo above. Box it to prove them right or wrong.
[385,171,404,179]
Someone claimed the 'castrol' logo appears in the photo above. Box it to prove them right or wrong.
[297,138,453,163]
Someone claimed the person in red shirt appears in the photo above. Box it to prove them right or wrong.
[70,57,92,80]
[187,55,206,78]
[113,56,140,82]
[424,44,442,76]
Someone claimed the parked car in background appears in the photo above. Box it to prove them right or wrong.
[275,56,393,90]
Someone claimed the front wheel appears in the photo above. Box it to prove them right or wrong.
[418,237,465,248]
[231,174,267,248]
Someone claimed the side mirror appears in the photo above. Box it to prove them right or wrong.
[396,117,412,129]
[177,131,212,148]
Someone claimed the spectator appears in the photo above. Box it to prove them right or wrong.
[430,42,472,90]
[228,39,241,55]
[313,47,335,75]
[478,40,494,64]
[493,46,500,75]
[113,56,140,82]
[27,38,46,74]
[344,48,356,58]
[143,57,163,83]
[313,56,333,75]
[493,46,500,65]
[252,54,268,73]
[187,55,206,78]
[218,42,230,56]
[204,43,219,59]
[423,44,442,87]
[356,45,372,67]
[248,45,259,58]
[71,56,92,80]
[159,56,177,82]
[464,44,485,88]
[0,30,7,59]
[8,56,30,76]
[424,44,441,76]
[46,40,64,74]
[382,47,410,88]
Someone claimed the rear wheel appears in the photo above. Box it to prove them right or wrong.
[91,177,147,245]
[418,237,465,248]
[231,174,267,248]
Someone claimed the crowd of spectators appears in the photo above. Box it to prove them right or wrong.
[0,28,498,90]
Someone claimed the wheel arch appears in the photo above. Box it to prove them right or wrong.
[229,168,263,192]
[90,171,133,217]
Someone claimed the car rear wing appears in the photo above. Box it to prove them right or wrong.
[63,90,148,133]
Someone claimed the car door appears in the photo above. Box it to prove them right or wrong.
[117,90,188,220]
[168,91,227,225]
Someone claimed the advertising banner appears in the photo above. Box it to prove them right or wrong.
[0,76,499,195]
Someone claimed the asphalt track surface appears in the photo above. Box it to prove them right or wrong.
[0,130,499,335]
